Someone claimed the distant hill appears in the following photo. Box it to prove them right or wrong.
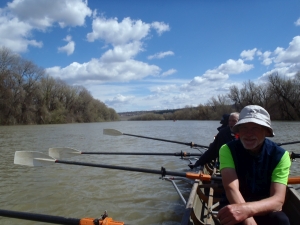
[117,109,181,120]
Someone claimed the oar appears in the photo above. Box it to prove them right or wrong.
[0,209,124,225]
[48,147,203,159]
[48,148,300,162]
[103,129,209,148]
[277,141,300,146]
[290,152,300,160]
[14,151,300,184]
[14,151,219,182]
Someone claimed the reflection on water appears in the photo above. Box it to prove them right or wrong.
[0,121,299,225]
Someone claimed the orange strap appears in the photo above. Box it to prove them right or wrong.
[288,176,300,184]
[80,218,97,225]
[199,173,212,181]
[101,217,124,225]
[185,172,212,181]
[79,217,124,225]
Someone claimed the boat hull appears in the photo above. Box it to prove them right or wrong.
[283,185,300,225]
[182,170,300,225]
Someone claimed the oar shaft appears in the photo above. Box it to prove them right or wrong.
[55,160,223,182]
[56,160,187,177]
[0,209,125,225]
[277,141,300,146]
[122,133,208,148]
[81,152,203,156]
[0,209,79,224]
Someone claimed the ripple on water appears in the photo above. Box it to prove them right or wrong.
[0,121,299,225]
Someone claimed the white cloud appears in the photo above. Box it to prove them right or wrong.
[100,42,143,63]
[87,17,151,45]
[58,35,75,55]
[64,35,72,42]
[189,76,206,86]
[148,51,174,60]
[171,93,190,102]
[143,91,195,110]
[212,59,254,75]
[46,14,174,86]
[295,18,300,26]
[0,0,90,53]
[105,94,134,107]
[161,69,177,77]
[185,59,253,92]
[7,0,92,30]
[150,84,177,93]
[273,36,300,64]
[46,57,161,83]
[151,21,170,35]
[0,12,42,53]
[258,36,300,80]
[259,65,300,80]
[240,48,257,61]
[258,51,273,66]
[143,94,160,100]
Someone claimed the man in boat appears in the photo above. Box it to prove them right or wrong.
[188,112,239,169]
[218,105,291,225]
[217,113,230,131]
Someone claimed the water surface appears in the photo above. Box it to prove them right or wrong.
[0,121,299,224]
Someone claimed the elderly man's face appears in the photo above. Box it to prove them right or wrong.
[239,122,267,152]
[228,114,239,131]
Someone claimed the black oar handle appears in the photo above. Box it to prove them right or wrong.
[290,152,300,160]
[81,151,203,156]
[0,209,80,224]
[123,133,209,148]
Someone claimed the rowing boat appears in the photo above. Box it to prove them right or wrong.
[180,164,300,225]
[181,164,222,225]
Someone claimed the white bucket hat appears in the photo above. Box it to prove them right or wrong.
[232,105,274,137]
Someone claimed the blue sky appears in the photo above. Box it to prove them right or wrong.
[1,0,300,113]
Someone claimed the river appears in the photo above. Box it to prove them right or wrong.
[0,121,299,225]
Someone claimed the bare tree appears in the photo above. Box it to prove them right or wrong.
[228,85,244,111]
[0,47,119,125]
[268,73,300,120]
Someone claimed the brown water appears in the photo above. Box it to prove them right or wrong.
[0,121,299,225]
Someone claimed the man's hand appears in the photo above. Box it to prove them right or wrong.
[217,204,252,225]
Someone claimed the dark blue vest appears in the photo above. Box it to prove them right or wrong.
[226,139,286,202]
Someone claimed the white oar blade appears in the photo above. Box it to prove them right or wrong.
[103,129,123,136]
[49,147,81,159]
[14,151,55,167]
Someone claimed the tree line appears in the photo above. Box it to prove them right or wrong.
[0,47,119,125]
[130,72,300,121]
[2,46,299,124]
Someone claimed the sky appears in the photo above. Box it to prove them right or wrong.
[0,0,300,113]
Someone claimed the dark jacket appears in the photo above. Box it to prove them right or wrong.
[194,126,236,167]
